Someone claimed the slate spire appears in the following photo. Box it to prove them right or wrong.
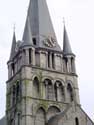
[10,31,16,60]
[22,0,61,50]
[22,16,32,46]
[63,24,73,55]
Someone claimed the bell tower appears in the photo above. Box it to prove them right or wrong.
[6,0,80,125]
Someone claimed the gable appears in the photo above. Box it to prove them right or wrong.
[48,104,94,125]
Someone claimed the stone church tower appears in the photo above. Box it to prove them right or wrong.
[6,0,94,125]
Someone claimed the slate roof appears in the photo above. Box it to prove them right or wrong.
[9,31,16,60]
[22,0,61,51]
[63,25,73,55]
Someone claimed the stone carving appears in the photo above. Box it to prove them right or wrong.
[43,37,56,48]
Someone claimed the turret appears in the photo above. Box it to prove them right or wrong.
[63,25,76,74]
[7,31,17,79]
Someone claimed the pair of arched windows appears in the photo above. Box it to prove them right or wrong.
[35,107,79,125]
[35,106,60,125]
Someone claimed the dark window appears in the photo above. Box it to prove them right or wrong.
[52,53,55,69]
[67,83,73,102]
[29,48,32,64]
[75,117,79,125]
[18,113,21,125]
[16,82,20,101]
[33,38,37,45]
[16,81,21,102]
[13,85,16,105]
[33,77,39,98]
[12,63,15,76]
[48,52,50,68]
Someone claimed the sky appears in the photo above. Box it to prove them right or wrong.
[0,0,94,121]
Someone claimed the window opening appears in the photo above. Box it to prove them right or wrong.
[52,53,55,69]
[29,48,32,64]
[75,117,79,125]
[13,85,16,105]
[48,52,50,68]
[33,38,37,45]
[67,83,73,102]
[12,63,15,76]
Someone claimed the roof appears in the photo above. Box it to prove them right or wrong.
[63,25,73,55]
[22,0,61,51]
[9,31,16,60]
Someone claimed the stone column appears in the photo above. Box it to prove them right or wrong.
[60,54,62,72]
[54,53,57,70]
[61,55,63,72]
[25,49,29,65]
[8,62,12,79]
[39,51,42,67]
[45,80,48,99]
[64,85,69,103]
[52,80,55,101]
[67,57,71,73]
[72,58,76,73]
[32,48,35,66]
[45,52,48,69]
[22,50,25,65]
[50,52,52,68]
[56,83,61,102]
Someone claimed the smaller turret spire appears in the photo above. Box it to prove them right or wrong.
[10,30,16,60]
[63,24,73,55]
[22,16,32,46]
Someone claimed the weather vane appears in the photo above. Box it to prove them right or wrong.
[13,23,16,32]
[63,17,65,25]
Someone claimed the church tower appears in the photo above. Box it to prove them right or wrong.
[6,0,80,125]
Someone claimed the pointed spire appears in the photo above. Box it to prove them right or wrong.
[22,16,32,46]
[63,24,73,55]
[22,0,61,50]
[10,30,16,60]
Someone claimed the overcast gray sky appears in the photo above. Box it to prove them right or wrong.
[0,0,94,120]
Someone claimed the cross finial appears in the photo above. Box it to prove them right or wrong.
[63,17,65,25]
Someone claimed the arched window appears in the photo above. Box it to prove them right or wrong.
[67,83,73,102]
[29,48,32,64]
[35,108,46,125]
[52,53,55,69]
[33,77,39,98]
[75,117,79,125]
[12,85,16,105]
[47,106,60,121]
[18,112,21,125]
[55,81,65,102]
[48,52,50,68]
[16,81,21,102]
[44,79,53,100]
[63,57,68,72]
[11,63,15,76]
